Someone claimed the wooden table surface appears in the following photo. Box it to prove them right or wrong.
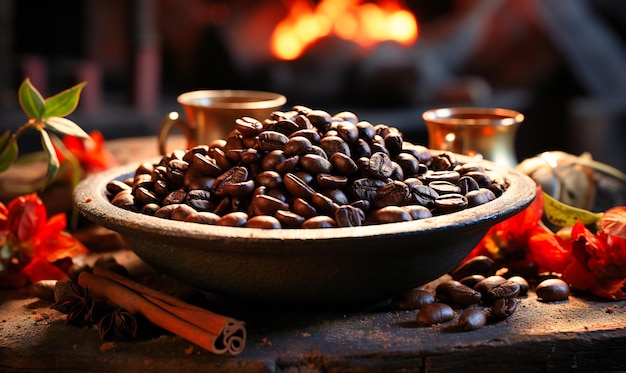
[2,136,626,372]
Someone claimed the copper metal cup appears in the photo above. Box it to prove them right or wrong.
[422,107,524,168]
[158,90,287,154]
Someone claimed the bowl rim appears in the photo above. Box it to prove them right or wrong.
[73,153,537,244]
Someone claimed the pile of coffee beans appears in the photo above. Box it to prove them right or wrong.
[106,106,509,228]
[391,255,571,332]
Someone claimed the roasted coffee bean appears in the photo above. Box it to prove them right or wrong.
[316,174,348,189]
[240,148,261,164]
[217,211,248,227]
[375,180,410,208]
[294,115,313,130]
[209,147,232,170]
[224,134,245,162]
[403,177,423,188]
[459,275,486,289]
[416,303,455,326]
[454,163,485,175]
[462,171,491,189]
[166,159,189,186]
[163,188,187,205]
[184,211,220,225]
[323,189,349,205]
[253,194,290,216]
[457,308,487,331]
[436,280,482,306]
[319,135,351,158]
[134,186,160,206]
[451,256,495,280]
[335,121,359,144]
[434,193,468,213]
[457,175,480,195]
[257,131,288,151]
[474,276,520,302]
[368,152,394,179]
[107,180,131,195]
[141,203,160,216]
[191,153,223,177]
[373,206,412,223]
[311,192,339,214]
[350,199,370,214]
[401,205,432,220]
[299,154,332,174]
[301,215,336,228]
[352,138,372,159]
[283,173,315,199]
[256,170,283,190]
[275,210,306,228]
[429,180,461,195]
[391,289,436,310]
[270,119,300,136]
[508,276,529,296]
[352,178,386,204]
[356,121,376,140]
[422,170,460,184]
[489,297,518,319]
[310,145,328,160]
[235,117,263,137]
[384,132,403,157]
[306,109,333,132]
[334,205,365,227]
[466,188,496,207]
[395,153,419,177]
[535,278,570,302]
[111,190,136,211]
[284,136,313,156]
[330,152,358,175]
[293,198,317,218]
[212,166,249,197]
[408,184,439,208]
[224,180,255,198]
[261,150,286,171]
[290,129,321,144]
[188,175,216,192]
[333,111,358,124]
[275,155,300,174]
[246,215,282,229]
[135,161,154,176]
[186,190,212,211]
[431,152,456,170]
[154,203,196,221]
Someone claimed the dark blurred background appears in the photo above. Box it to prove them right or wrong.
[1,0,625,171]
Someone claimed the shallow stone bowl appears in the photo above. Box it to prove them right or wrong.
[74,154,536,308]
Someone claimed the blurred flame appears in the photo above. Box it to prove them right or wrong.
[271,0,418,60]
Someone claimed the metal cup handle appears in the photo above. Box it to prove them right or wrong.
[158,112,195,155]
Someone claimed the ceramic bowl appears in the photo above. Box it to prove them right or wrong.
[74,154,536,308]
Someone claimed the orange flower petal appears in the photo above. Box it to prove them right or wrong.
[22,257,70,283]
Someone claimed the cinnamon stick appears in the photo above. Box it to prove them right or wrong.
[77,269,246,355]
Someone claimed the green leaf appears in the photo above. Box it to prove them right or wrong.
[0,136,18,172]
[39,129,61,186]
[43,81,87,118]
[543,192,603,227]
[18,78,46,120]
[44,117,90,138]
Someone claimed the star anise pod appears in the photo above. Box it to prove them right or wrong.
[51,282,95,325]
[98,307,138,341]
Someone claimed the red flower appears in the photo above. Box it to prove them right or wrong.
[0,193,88,287]
[562,208,626,300]
[56,130,116,175]
[465,186,572,273]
